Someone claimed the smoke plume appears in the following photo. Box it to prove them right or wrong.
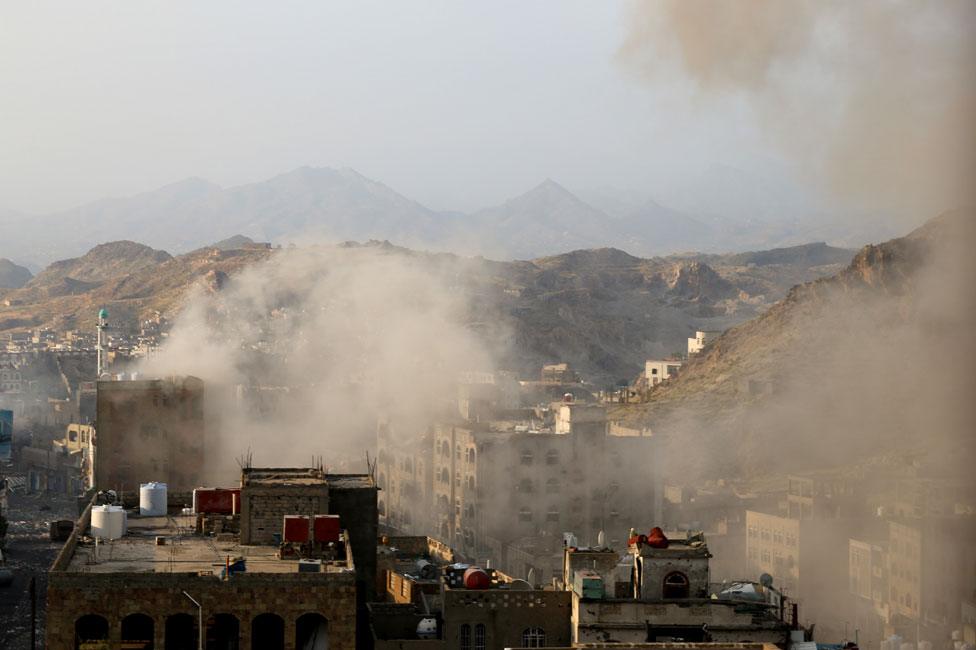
[619,0,976,219]
[141,243,500,483]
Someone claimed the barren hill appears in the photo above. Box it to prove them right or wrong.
[614,210,976,480]
[0,237,854,383]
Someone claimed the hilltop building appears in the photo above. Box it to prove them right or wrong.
[688,330,721,356]
[644,359,682,386]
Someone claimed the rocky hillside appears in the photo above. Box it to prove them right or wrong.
[0,237,852,382]
[0,258,32,288]
[614,210,976,480]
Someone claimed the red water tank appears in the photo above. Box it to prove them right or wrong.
[283,515,310,543]
[463,567,491,590]
[313,515,340,543]
[647,526,669,548]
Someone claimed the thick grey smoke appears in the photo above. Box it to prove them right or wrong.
[141,244,499,483]
[619,0,976,219]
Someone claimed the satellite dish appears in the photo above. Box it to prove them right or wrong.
[759,573,774,587]
[510,579,533,590]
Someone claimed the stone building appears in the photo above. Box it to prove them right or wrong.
[46,466,377,650]
[95,376,205,490]
[565,531,798,645]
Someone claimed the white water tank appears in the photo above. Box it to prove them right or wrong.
[140,482,168,516]
[91,505,127,539]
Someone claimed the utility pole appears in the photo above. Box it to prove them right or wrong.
[182,591,203,650]
[29,575,36,650]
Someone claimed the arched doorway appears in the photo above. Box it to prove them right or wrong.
[122,613,155,649]
[662,571,690,599]
[251,613,285,650]
[75,614,109,650]
[296,613,329,650]
[165,613,198,650]
[206,613,240,650]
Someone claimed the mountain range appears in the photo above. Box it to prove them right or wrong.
[0,166,907,267]
[0,234,855,384]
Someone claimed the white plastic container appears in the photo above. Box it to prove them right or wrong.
[140,482,168,517]
[91,505,127,539]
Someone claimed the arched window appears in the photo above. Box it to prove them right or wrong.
[662,571,690,599]
[295,613,328,650]
[208,613,240,650]
[521,627,546,647]
[474,623,486,650]
[75,614,109,649]
[440,468,450,483]
[165,613,197,650]
[467,476,475,491]
[467,447,476,463]
[378,500,386,517]
[460,623,472,650]
[121,613,154,649]
[251,613,285,650]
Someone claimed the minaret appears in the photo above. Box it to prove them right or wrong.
[96,308,109,378]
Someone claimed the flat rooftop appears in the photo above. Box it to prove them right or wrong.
[64,514,350,575]
[239,468,374,489]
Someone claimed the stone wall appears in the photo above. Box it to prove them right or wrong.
[240,484,329,545]
[46,570,356,650]
[441,588,572,650]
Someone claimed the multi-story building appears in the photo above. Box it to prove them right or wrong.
[379,375,662,583]
[786,471,862,520]
[46,466,377,650]
[95,376,205,490]
[644,359,682,386]
[745,510,857,635]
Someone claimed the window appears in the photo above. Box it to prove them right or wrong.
[518,478,533,493]
[662,571,690,599]
[546,508,560,522]
[545,450,559,465]
[518,508,533,522]
[520,450,533,466]
[521,627,546,647]
[69,430,78,442]
[460,624,472,650]
[546,478,560,493]
[401,578,409,598]
[468,448,476,463]
[475,624,486,650]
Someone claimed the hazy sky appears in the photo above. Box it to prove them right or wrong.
[0,1,774,214]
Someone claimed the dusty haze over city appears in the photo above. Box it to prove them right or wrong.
[0,2,974,649]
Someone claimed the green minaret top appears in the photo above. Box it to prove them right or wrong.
[98,308,109,320]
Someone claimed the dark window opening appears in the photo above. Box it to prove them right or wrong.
[251,613,285,650]
[165,613,197,650]
[295,613,328,650]
[662,571,690,599]
[76,614,109,650]
[206,613,240,650]
[122,613,154,650]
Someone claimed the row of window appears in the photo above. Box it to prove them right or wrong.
[459,624,546,649]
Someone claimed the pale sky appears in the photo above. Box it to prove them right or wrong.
[0,1,778,215]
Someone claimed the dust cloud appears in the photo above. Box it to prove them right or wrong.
[619,0,976,220]
[140,243,500,484]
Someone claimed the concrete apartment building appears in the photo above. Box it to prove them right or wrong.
[378,372,661,582]
[46,466,377,650]
[644,359,682,386]
[95,376,205,490]
[430,398,659,581]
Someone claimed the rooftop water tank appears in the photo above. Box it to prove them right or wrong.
[463,567,490,590]
[139,482,168,517]
[91,505,126,539]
